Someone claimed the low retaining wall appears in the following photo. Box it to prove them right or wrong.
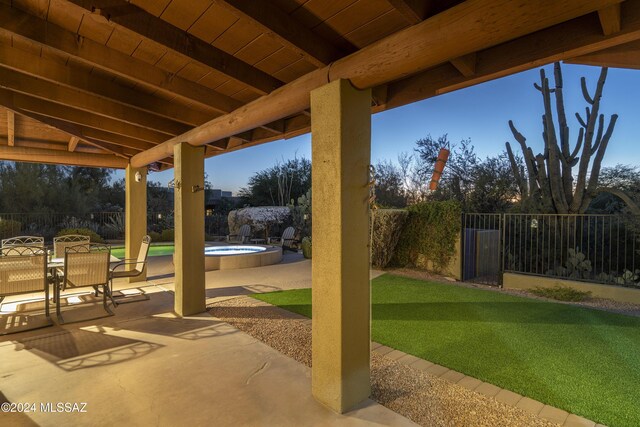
[503,272,640,304]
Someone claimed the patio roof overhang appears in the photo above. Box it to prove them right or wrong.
[0,0,638,169]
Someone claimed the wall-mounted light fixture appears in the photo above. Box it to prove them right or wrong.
[135,171,142,183]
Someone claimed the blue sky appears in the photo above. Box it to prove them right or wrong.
[142,63,640,193]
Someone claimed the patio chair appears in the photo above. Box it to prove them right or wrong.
[56,244,113,324]
[1,235,45,255]
[268,226,299,251]
[0,246,52,334]
[53,234,90,259]
[107,235,152,306]
[227,224,251,244]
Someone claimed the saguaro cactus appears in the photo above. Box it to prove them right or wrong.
[506,62,618,214]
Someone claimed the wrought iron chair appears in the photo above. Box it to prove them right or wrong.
[0,246,52,334]
[53,234,90,259]
[56,244,113,324]
[108,235,152,305]
[227,224,251,244]
[1,236,45,255]
[267,226,299,251]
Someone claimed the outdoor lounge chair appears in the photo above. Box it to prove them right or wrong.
[108,235,151,305]
[268,226,298,251]
[227,224,251,244]
[53,234,90,259]
[0,246,52,334]
[56,244,113,324]
[1,236,45,255]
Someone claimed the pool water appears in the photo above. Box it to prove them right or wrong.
[204,246,266,256]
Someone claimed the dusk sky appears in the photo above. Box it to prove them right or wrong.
[141,63,640,193]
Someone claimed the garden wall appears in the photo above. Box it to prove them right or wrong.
[503,272,640,304]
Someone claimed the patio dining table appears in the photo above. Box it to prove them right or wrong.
[48,255,120,269]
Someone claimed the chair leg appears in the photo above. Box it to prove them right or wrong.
[45,284,50,319]
[55,282,64,324]
[103,284,114,316]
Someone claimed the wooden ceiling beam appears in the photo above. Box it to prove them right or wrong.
[6,109,13,147]
[0,67,190,136]
[68,0,283,95]
[68,136,80,152]
[0,144,128,169]
[599,3,622,35]
[9,106,154,154]
[0,44,213,126]
[0,3,243,114]
[450,52,477,77]
[133,0,621,167]
[387,0,640,109]
[386,0,432,24]
[0,90,167,144]
[565,39,640,69]
[214,0,346,66]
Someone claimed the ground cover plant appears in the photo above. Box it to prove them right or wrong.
[253,274,640,427]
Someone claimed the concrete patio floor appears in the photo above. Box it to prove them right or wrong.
[0,253,415,426]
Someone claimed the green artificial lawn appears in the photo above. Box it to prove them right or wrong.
[253,274,640,427]
[110,244,174,259]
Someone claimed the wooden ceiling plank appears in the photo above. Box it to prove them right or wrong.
[68,0,284,95]
[68,136,80,152]
[385,0,431,24]
[0,67,191,136]
[599,3,622,35]
[0,144,129,168]
[214,0,346,66]
[0,2,243,115]
[450,52,477,77]
[6,109,13,146]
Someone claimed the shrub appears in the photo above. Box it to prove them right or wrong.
[530,285,592,302]
[0,219,22,239]
[370,209,408,268]
[148,231,162,242]
[228,207,291,238]
[392,200,461,272]
[301,237,312,259]
[57,228,105,243]
[160,229,175,242]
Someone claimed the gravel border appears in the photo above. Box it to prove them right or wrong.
[208,297,557,427]
[386,268,640,318]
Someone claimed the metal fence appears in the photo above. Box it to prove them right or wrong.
[503,214,640,288]
[0,211,229,241]
[461,213,640,289]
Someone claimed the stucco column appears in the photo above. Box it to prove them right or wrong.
[125,164,147,283]
[310,79,372,413]
[174,142,206,316]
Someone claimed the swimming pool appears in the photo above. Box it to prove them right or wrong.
[203,245,282,271]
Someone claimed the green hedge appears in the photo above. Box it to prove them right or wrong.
[371,209,408,268]
[392,201,461,272]
[57,228,105,243]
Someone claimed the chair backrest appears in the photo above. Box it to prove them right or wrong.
[281,227,296,245]
[134,235,152,273]
[1,236,44,255]
[239,224,251,238]
[54,235,90,258]
[0,246,47,297]
[63,244,110,289]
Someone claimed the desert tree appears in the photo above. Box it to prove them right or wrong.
[506,62,618,214]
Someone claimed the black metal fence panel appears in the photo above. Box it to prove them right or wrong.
[503,214,640,289]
